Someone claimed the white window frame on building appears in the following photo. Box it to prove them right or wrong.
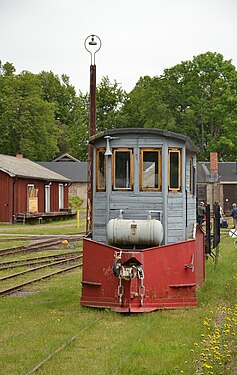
[59,183,64,210]
[45,184,51,213]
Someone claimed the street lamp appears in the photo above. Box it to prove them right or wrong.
[84,34,102,233]
[84,34,102,65]
[84,34,102,136]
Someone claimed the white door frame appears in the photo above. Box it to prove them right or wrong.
[45,185,50,213]
[59,183,64,210]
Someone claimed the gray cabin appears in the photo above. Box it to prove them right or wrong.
[90,128,198,245]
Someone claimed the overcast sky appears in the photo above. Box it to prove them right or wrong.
[0,0,236,94]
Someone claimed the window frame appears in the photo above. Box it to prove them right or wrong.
[112,148,134,191]
[59,183,64,209]
[45,184,51,213]
[140,148,162,192]
[96,147,106,192]
[168,148,182,192]
[27,184,35,212]
[189,156,196,195]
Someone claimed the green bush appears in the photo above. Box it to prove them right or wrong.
[68,195,83,210]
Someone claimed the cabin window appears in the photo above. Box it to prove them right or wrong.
[113,148,133,190]
[189,157,195,195]
[96,148,106,191]
[168,148,182,192]
[140,148,162,191]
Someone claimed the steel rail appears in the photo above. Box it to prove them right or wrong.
[24,316,103,375]
[0,251,82,269]
[0,262,82,296]
[0,255,83,281]
[0,239,64,256]
[0,236,84,257]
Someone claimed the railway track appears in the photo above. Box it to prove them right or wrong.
[0,262,83,296]
[0,251,82,269]
[25,316,103,375]
[0,254,83,281]
[0,233,84,297]
[0,234,85,257]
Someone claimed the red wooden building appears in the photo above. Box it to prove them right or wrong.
[0,154,71,223]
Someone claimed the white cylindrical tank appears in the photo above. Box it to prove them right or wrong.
[107,218,163,246]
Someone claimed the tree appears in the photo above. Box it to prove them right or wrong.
[1,53,236,163]
[115,76,150,129]
[39,71,82,155]
[160,52,237,160]
[118,75,175,130]
[117,52,237,161]
[0,65,59,160]
[66,92,89,161]
[0,61,15,76]
[96,76,127,131]
[69,77,128,161]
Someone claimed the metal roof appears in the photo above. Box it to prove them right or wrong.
[197,162,237,183]
[0,154,70,182]
[37,161,88,182]
[53,153,81,162]
[90,128,199,152]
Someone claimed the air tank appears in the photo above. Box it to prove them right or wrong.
[107,218,163,247]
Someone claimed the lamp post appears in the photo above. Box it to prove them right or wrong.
[84,35,102,233]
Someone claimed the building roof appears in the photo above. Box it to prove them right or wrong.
[90,128,199,153]
[0,154,70,182]
[197,162,237,183]
[37,161,88,182]
[53,153,81,162]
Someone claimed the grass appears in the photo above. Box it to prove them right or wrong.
[0,223,236,375]
[0,241,29,249]
[0,216,85,235]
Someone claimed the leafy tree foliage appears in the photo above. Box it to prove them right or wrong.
[0,63,59,160]
[96,76,127,131]
[0,64,89,161]
[70,77,127,160]
[0,52,237,162]
[38,71,86,158]
[160,52,237,160]
[117,76,175,129]
[119,52,237,161]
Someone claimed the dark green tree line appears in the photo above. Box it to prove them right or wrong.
[119,52,237,160]
[0,51,237,161]
[0,63,59,160]
[0,62,126,161]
